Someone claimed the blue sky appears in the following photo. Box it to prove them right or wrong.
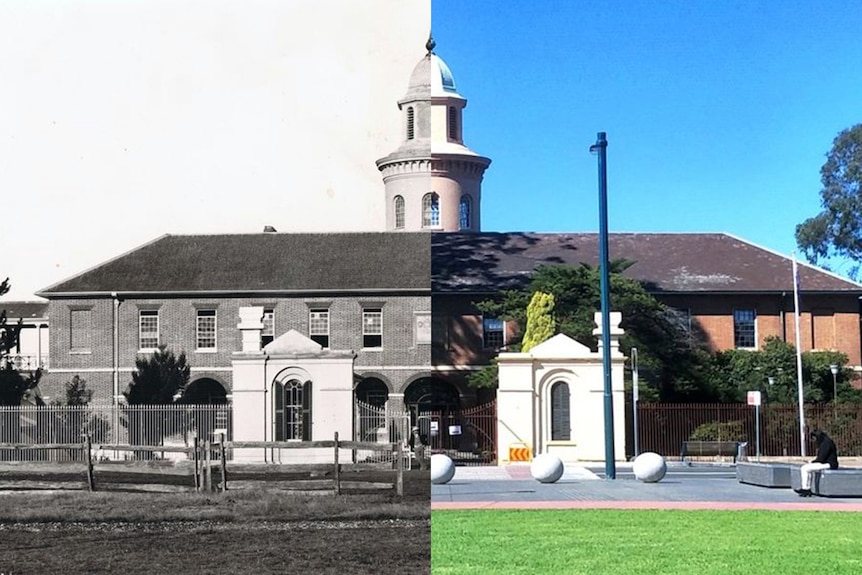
[432,1,862,274]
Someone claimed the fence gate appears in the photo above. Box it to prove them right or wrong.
[418,400,497,466]
[354,399,410,465]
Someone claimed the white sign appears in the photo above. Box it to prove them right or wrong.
[414,313,431,345]
[430,421,439,436]
[747,391,762,406]
[448,425,462,436]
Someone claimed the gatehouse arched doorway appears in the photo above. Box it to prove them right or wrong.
[404,377,495,464]
[355,377,389,407]
[404,377,460,414]
[180,378,228,404]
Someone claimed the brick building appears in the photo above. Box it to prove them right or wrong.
[430,232,862,408]
[7,39,862,456]
[36,233,433,415]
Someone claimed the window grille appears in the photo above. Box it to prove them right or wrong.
[139,310,159,350]
[309,308,329,348]
[363,308,382,348]
[196,309,217,350]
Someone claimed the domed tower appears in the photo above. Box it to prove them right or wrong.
[377,37,491,232]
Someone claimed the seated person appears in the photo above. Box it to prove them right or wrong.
[796,430,838,497]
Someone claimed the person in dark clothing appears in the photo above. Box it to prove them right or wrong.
[796,430,839,497]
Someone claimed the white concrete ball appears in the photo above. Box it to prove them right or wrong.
[633,452,667,483]
[430,454,456,484]
[530,453,565,483]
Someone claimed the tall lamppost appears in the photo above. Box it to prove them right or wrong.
[830,364,839,420]
[590,131,615,480]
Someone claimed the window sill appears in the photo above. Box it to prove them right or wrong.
[195,349,218,354]
[138,348,159,354]
[361,347,383,352]
[69,349,92,355]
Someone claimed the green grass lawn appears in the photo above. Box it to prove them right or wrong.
[432,509,862,575]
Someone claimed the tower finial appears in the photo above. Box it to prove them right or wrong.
[426,35,436,55]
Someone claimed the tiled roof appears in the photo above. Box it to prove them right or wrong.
[432,232,862,294]
[0,301,49,319]
[36,231,861,298]
[38,233,432,295]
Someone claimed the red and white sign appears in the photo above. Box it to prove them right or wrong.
[747,391,762,406]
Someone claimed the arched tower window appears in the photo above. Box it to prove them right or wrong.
[274,379,312,441]
[459,195,472,230]
[422,193,440,228]
[448,106,459,141]
[406,107,415,140]
[394,195,405,229]
[550,381,571,441]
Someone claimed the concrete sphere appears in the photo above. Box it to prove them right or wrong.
[633,452,667,483]
[430,454,456,484]
[530,453,565,483]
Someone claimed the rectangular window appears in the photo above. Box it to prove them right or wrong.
[139,310,159,350]
[733,309,756,349]
[196,309,217,350]
[262,308,275,347]
[70,308,92,351]
[363,308,383,348]
[309,309,329,348]
[483,317,505,349]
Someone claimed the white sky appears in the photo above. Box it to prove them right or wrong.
[1,0,429,300]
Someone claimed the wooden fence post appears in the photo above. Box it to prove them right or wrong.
[204,439,212,492]
[396,443,404,497]
[333,431,341,495]
[84,433,95,492]
[219,433,227,492]
[193,436,201,492]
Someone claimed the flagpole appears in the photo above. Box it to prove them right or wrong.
[792,253,807,457]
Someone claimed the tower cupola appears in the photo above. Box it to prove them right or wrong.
[376,37,490,232]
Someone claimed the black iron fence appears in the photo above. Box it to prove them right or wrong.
[630,402,862,459]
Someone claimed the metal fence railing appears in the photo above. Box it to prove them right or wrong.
[0,404,231,462]
[631,402,862,459]
[354,400,411,466]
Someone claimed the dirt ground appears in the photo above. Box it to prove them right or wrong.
[0,469,430,574]
[0,519,429,574]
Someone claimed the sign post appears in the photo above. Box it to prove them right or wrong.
[747,391,762,461]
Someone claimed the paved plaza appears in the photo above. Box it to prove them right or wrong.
[431,462,862,511]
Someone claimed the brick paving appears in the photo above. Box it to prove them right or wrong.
[431,462,862,511]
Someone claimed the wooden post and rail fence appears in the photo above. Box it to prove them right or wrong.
[0,432,407,496]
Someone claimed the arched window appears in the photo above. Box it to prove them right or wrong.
[448,106,459,141]
[394,195,405,229]
[550,381,570,441]
[406,107,415,140]
[459,195,471,230]
[274,379,311,441]
[422,193,440,228]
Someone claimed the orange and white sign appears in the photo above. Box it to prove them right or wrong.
[509,444,532,462]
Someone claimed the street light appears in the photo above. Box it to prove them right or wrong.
[590,131,615,480]
[830,364,839,420]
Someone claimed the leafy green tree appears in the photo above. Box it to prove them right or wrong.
[472,263,714,401]
[521,292,555,353]
[125,345,191,405]
[63,375,93,406]
[796,123,862,278]
[0,278,42,406]
[703,336,860,404]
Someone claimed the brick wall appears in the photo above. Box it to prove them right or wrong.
[42,293,432,402]
[435,292,862,371]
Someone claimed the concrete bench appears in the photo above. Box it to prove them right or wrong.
[736,462,794,488]
[790,468,862,498]
[681,440,744,464]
